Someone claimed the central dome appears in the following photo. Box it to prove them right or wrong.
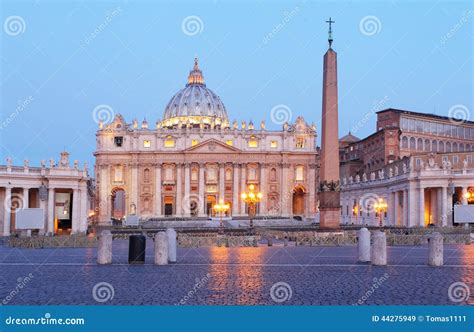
[161,58,229,128]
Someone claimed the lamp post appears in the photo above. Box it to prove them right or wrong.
[240,184,263,230]
[374,198,388,228]
[213,199,230,234]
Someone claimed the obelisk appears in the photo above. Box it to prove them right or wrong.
[319,17,341,229]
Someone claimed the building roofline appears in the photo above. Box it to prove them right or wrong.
[376,108,474,125]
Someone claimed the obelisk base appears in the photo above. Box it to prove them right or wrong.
[319,191,341,229]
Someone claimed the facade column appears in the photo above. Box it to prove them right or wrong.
[198,163,205,217]
[259,163,266,216]
[154,163,162,217]
[99,165,110,224]
[441,186,448,227]
[175,163,182,216]
[447,186,454,227]
[308,163,316,216]
[240,164,247,215]
[3,187,11,236]
[131,163,138,215]
[232,163,239,216]
[71,189,79,234]
[47,187,55,235]
[394,191,400,226]
[461,186,468,205]
[388,191,395,226]
[184,163,191,217]
[218,163,225,203]
[22,187,29,209]
[39,192,47,235]
[281,163,290,217]
[419,187,425,227]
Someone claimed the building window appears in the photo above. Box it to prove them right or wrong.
[165,167,173,181]
[467,155,473,163]
[114,136,123,147]
[143,140,151,148]
[207,168,217,181]
[270,140,278,148]
[416,158,422,166]
[401,136,408,149]
[296,137,305,149]
[409,137,416,149]
[453,155,459,164]
[144,168,150,182]
[248,168,257,181]
[225,140,233,146]
[191,139,199,146]
[164,136,175,148]
[248,138,258,148]
[225,169,232,181]
[442,156,449,164]
[295,166,304,181]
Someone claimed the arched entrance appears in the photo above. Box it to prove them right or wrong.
[206,195,216,217]
[292,186,306,215]
[111,188,126,219]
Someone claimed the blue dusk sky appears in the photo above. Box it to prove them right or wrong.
[1,0,473,168]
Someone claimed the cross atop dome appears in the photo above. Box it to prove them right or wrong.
[187,57,205,85]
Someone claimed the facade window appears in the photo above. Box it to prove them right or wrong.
[248,168,257,181]
[410,137,416,149]
[296,137,305,149]
[207,168,217,181]
[295,166,304,181]
[191,168,198,181]
[439,141,445,152]
[143,140,151,148]
[114,136,123,147]
[114,165,123,182]
[424,139,430,151]
[467,155,473,163]
[225,140,233,146]
[144,168,150,182]
[442,156,449,164]
[446,142,452,152]
[248,139,258,148]
[191,139,199,146]
[164,167,173,181]
[416,158,422,166]
[270,140,278,148]
[400,117,408,130]
[401,136,408,149]
[270,168,277,181]
[225,169,232,181]
[164,136,175,148]
[417,138,423,151]
[453,155,459,164]
[453,142,458,152]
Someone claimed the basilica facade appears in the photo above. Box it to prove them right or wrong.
[94,59,319,224]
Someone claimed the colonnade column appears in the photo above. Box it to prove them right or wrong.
[80,187,88,233]
[3,187,11,236]
[419,187,425,227]
[240,164,247,215]
[408,187,416,227]
[176,163,182,217]
[259,163,266,216]
[198,163,205,217]
[47,187,55,235]
[232,163,239,216]
[184,163,191,217]
[402,189,408,227]
[388,191,395,226]
[393,191,399,226]
[22,187,29,209]
[155,163,162,217]
[462,186,468,205]
[441,186,448,227]
[72,189,79,234]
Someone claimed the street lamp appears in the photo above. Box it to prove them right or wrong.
[213,199,230,234]
[240,184,263,230]
[374,198,388,228]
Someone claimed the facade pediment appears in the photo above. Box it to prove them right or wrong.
[184,139,241,153]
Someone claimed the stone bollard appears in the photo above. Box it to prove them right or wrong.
[154,232,168,265]
[428,232,443,267]
[166,228,177,263]
[267,237,273,247]
[371,231,387,266]
[357,228,371,262]
[97,230,113,265]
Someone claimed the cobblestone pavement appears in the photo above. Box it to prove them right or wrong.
[0,241,472,305]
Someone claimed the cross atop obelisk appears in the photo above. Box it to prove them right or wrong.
[326,17,335,48]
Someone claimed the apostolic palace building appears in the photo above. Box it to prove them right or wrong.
[94,59,319,224]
